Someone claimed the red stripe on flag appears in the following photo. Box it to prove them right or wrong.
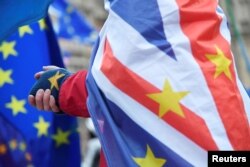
[176,0,250,150]
[101,39,218,150]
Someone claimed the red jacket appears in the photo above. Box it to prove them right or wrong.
[58,70,107,167]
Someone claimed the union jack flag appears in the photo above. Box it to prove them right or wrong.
[86,0,250,166]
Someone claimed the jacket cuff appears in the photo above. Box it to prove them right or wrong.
[59,70,89,117]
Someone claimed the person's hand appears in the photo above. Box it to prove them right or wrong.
[34,65,60,79]
[28,89,60,112]
[28,65,61,113]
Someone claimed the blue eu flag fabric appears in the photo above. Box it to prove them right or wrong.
[0,0,52,42]
[0,17,81,167]
[51,0,97,44]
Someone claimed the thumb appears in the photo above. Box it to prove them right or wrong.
[34,66,60,79]
[43,65,60,71]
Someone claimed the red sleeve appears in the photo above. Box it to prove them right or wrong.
[59,70,90,117]
[100,149,107,167]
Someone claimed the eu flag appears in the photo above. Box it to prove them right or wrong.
[0,17,81,167]
[0,0,52,42]
[51,0,97,44]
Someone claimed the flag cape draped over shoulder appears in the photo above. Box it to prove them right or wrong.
[0,17,81,167]
[86,0,250,166]
[0,0,52,42]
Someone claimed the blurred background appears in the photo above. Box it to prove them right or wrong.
[51,0,250,166]
[220,0,250,89]
[48,0,107,166]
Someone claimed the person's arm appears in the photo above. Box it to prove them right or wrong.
[59,70,89,117]
[28,66,89,117]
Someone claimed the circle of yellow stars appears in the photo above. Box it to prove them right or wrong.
[0,19,74,156]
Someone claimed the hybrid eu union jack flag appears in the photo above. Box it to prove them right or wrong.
[86,0,250,166]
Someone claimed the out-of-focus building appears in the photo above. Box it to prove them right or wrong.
[221,0,250,88]
[232,0,250,34]
[70,0,107,30]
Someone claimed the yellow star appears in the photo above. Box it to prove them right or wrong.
[0,41,17,60]
[147,80,189,118]
[52,128,71,147]
[19,142,26,151]
[25,152,32,162]
[38,19,47,30]
[133,145,167,167]
[33,116,50,137]
[9,139,18,150]
[0,68,13,87]
[0,144,7,155]
[18,25,33,37]
[5,96,27,116]
[48,71,65,90]
[206,46,232,80]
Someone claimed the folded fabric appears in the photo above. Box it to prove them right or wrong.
[29,68,71,112]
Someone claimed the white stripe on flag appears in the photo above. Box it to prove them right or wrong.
[216,5,231,43]
[92,62,207,167]
[237,79,250,125]
[158,0,233,150]
[104,7,233,150]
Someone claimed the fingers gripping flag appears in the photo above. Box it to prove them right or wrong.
[0,0,52,42]
[86,0,250,166]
